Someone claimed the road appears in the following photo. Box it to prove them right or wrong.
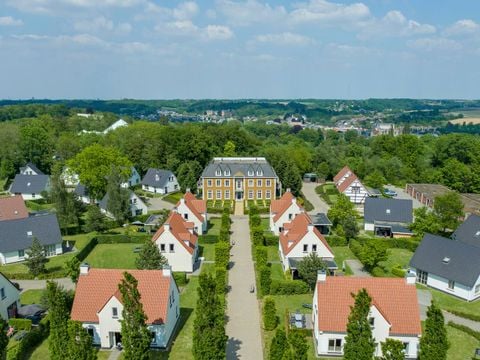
[226,215,263,360]
[385,184,422,209]
[146,197,174,211]
[16,278,75,292]
[301,182,330,214]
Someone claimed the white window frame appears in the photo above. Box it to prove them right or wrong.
[257,190,262,199]
[266,179,271,187]
[265,190,271,199]
[448,280,455,290]
[224,170,230,176]
[256,170,263,176]
[207,179,212,187]
[225,190,230,200]
[160,244,166,252]
[303,244,308,253]
[215,169,221,176]
[216,190,222,199]
[257,179,262,187]
[248,179,254,187]
[312,244,317,252]
[216,179,221,187]
[224,179,230,187]
[112,307,118,318]
[169,244,175,253]
[248,170,254,176]
[475,284,480,294]
[248,190,254,200]
[328,339,342,353]
[207,190,213,199]
[0,288,5,300]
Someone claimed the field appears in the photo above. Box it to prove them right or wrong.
[449,117,480,125]
[20,290,44,305]
[378,248,413,277]
[84,243,140,269]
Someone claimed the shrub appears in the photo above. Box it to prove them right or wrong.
[8,318,32,331]
[391,266,406,278]
[264,234,279,246]
[173,272,188,286]
[447,321,480,341]
[221,213,231,229]
[255,246,268,268]
[215,242,230,269]
[249,206,259,216]
[371,266,387,277]
[251,226,265,246]
[263,297,278,331]
[219,227,230,242]
[249,214,261,228]
[446,310,480,322]
[325,234,348,246]
[96,234,148,244]
[222,207,230,216]
[7,316,49,360]
[270,280,310,295]
[215,267,227,294]
[259,266,271,296]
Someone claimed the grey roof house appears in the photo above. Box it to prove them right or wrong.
[74,183,96,204]
[0,213,63,265]
[19,163,44,176]
[364,198,413,237]
[409,233,480,301]
[141,169,179,194]
[451,214,480,248]
[201,157,278,178]
[9,174,50,200]
[99,190,147,218]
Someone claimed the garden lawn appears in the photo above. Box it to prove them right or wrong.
[64,232,96,251]
[332,246,355,275]
[270,263,284,281]
[1,252,76,278]
[207,218,221,236]
[163,192,184,204]
[198,243,215,261]
[446,324,480,360]
[20,290,44,305]
[378,248,413,277]
[430,288,480,319]
[85,243,139,269]
[267,246,280,262]
[260,218,270,232]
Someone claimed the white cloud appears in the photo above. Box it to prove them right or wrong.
[253,32,313,46]
[204,25,233,40]
[8,0,143,12]
[173,1,199,20]
[216,0,287,26]
[407,37,462,52]
[74,17,132,35]
[156,20,233,41]
[289,0,370,26]
[444,19,479,36]
[0,16,23,26]
[358,10,435,39]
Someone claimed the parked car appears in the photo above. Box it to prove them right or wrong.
[383,188,397,197]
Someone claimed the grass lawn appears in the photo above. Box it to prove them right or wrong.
[378,248,413,276]
[267,246,280,262]
[270,263,285,281]
[207,217,221,235]
[28,337,49,359]
[262,294,316,360]
[446,324,480,360]
[96,350,112,360]
[430,288,480,318]
[162,192,185,204]
[85,243,140,269]
[200,262,216,275]
[332,246,355,275]
[20,289,44,305]
[260,218,270,232]
[198,243,215,261]
[328,194,338,203]
[1,252,76,278]
[64,232,97,251]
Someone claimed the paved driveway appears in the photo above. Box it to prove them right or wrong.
[146,197,174,211]
[301,182,330,214]
[226,216,263,360]
[386,185,422,209]
[344,260,371,277]
[16,278,75,292]
[416,289,432,320]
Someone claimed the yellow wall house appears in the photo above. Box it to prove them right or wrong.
[200,157,280,201]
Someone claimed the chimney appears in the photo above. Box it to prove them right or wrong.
[286,188,291,193]
[291,198,296,205]
[317,270,326,282]
[164,223,170,231]
[307,224,314,232]
[186,188,191,193]
[163,265,171,277]
[180,198,185,205]
[406,272,416,285]
[80,263,90,275]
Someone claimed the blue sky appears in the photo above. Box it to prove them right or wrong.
[0,0,479,99]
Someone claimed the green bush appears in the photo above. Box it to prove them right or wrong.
[263,297,278,331]
[447,321,480,341]
[259,266,271,296]
[249,206,259,216]
[270,280,310,295]
[255,246,268,268]
[199,234,218,244]
[251,226,265,246]
[215,267,227,294]
[7,316,49,360]
[391,266,406,277]
[264,234,278,246]
[446,310,480,322]
[173,272,188,286]
[215,242,230,269]
[219,228,230,242]
[325,235,348,246]
[249,214,261,227]
[8,319,32,331]
[371,266,387,277]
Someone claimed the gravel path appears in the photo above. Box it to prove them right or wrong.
[226,215,263,360]
[146,197,174,211]
[344,259,371,277]
[16,278,75,292]
[301,182,330,214]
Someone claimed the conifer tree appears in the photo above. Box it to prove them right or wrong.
[46,281,70,360]
[135,239,168,270]
[51,166,80,235]
[118,272,151,360]
[343,288,375,360]
[83,205,107,233]
[25,237,49,276]
[106,169,131,224]
[269,328,288,360]
[419,302,449,360]
[67,320,96,360]
[288,330,308,360]
[0,317,8,360]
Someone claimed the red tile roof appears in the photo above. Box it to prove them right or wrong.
[177,192,206,222]
[316,277,421,335]
[270,191,298,222]
[336,173,359,193]
[333,166,352,183]
[0,195,28,221]
[71,269,172,325]
[279,213,333,255]
[152,212,198,254]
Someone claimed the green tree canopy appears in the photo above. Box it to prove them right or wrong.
[419,302,449,360]
[0,318,8,360]
[410,207,442,237]
[135,238,168,270]
[46,281,71,360]
[328,194,358,227]
[433,191,464,232]
[25,237,49,276]
[297,253,327,290]
[83,205,107,233]
[67,320,96,360]
[105,169,131,224]
[380,338,405,360]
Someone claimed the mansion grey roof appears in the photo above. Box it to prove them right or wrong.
[0,213,62,253]
[409,233,480,287]
[201,157,278,178]
[452,214,480,248]
[10,174,49,195]
[20,163,44,175]
[310,213,332,226]
[141,169,174,188]
[364,198,413,224]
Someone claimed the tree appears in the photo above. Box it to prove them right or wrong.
[288,331,308,360]
[263,297,277,331]
[223,141,236,157]
[25,237,49,276]
[380,338,405,360]
[419,302,449,360]
[67,320,96,360]
[434,191,464,232]
[297,253,327,290]
[410,207,441,237]
[328,194,358,227]
[118,272,151,360]
[68,144,132,200]
[176,160,202,192]
[0,318,8,360]
[269,328,288,360]
[360,241,388,271]
[343,289,375,360]
[51,166,80,234]
[106,169,131,224]
[135,238,168,270]
[19,118,55,173]
[364,170,386,190]
[279,160,303,196]
[341,214,359,239]
[46,281,71,360]
[193,273,227,360]
[83,205,107,233]
[65,257,81,283]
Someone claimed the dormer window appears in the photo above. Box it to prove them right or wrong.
[248,170,254,176]
[442,257,450,264]
[215,169,221,176]
[224,170,230,176]
[27,231,33,236]
[386,209,391,214]
[256,170,263,176]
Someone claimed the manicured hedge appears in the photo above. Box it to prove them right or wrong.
[251,226,265,247]
[255,247,268,268]
[264,234,278,247]
[215,242,230,269]
[249,214,261,228]
[263,297,278,331]
[325,235,348,247]
[173,272,188,286]
[96,234,149,244]
[8,319,32,331]
[199,234,218,244]
[75,237,98,262]
[269,280,310,295]
[391,266,406,278]
[259,266,271,296]
[446,310,480,322]
[447,321,480,341]
[215,267,227,294]
[7,317,49,360]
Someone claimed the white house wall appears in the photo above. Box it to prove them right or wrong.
[142,177,179,195]
[364,222,375,231]
[342,179,369,204]
[270,203,303,235]
[0,243,62,265]
[19,193,43,201]
[0,276,20,320]
[176,202,207,234]
[155,232,195,272]
[97,296,123,348]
